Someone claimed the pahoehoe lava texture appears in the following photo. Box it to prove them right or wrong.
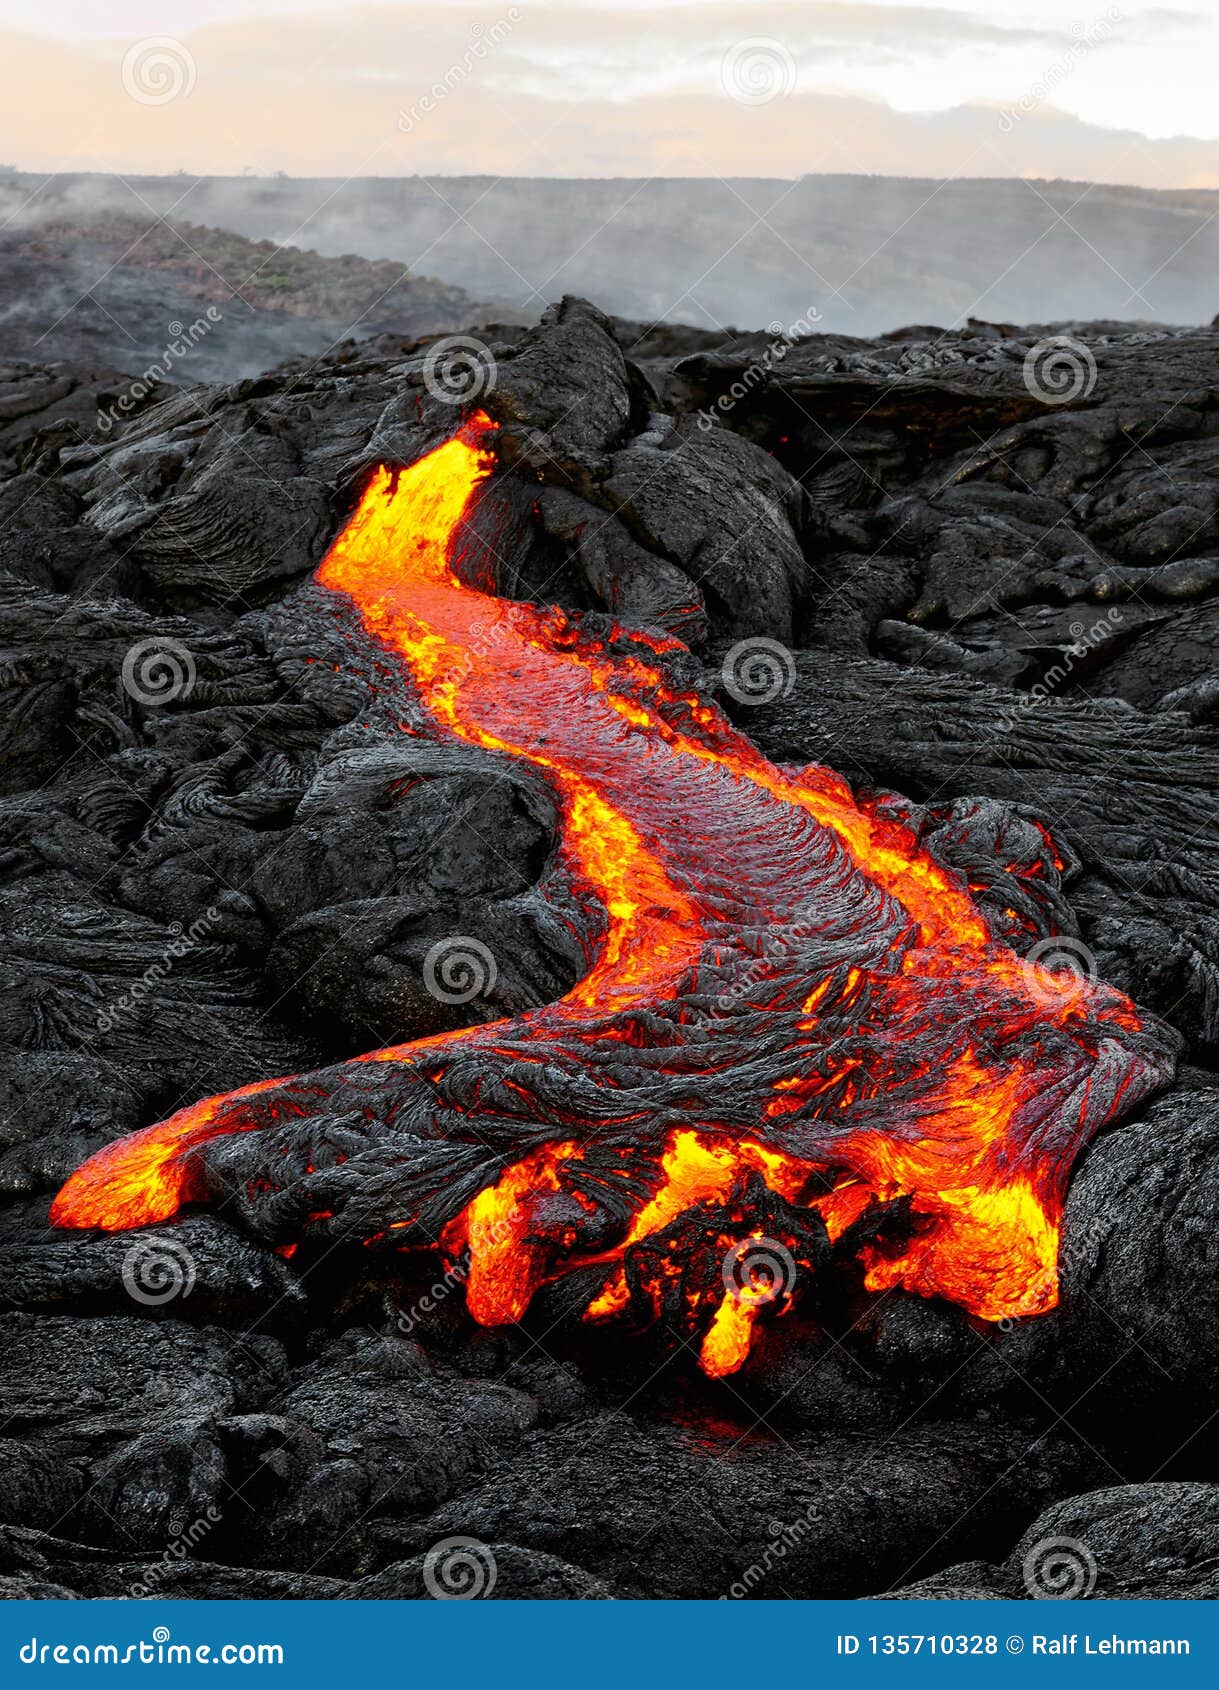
[2,297,1219,1598]
[46,411,1179,1376]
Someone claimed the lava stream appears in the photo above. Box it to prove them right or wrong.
[52,410,1177,1376]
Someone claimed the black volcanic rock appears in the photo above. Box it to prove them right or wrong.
[369,1412,1100,1600]
[348,1545,617,1600]
[0,1211,306,1331]
[883,1482,1219,1600]
[604,419,810,640]
[0,1312,285,1552]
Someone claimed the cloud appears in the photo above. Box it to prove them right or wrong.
[0,3,1215,186]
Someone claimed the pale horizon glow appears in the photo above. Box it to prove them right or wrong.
[1,0,1217,185]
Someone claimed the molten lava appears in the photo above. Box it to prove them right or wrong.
[52,411,1177,1374]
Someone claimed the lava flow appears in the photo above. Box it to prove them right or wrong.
[52,410,1178,1376]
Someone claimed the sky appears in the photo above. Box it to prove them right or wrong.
[1,0,1217,184]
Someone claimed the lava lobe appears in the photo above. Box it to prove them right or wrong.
[52,412,1178,1375]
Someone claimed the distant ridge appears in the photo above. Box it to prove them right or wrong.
[4,170,1219,340]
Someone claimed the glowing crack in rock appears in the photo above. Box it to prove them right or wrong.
[53,412,1178,1376]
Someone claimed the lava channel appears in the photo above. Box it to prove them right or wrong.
[52,410,1179,1376]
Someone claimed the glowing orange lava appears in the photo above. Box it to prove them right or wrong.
[52,410,1177,1374]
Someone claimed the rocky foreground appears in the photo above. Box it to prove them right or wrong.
[1,301,1218,1599]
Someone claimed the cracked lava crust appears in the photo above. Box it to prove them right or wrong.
[51,410,1179,1377]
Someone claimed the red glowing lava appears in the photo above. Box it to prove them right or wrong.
[52,411,1176,1375]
